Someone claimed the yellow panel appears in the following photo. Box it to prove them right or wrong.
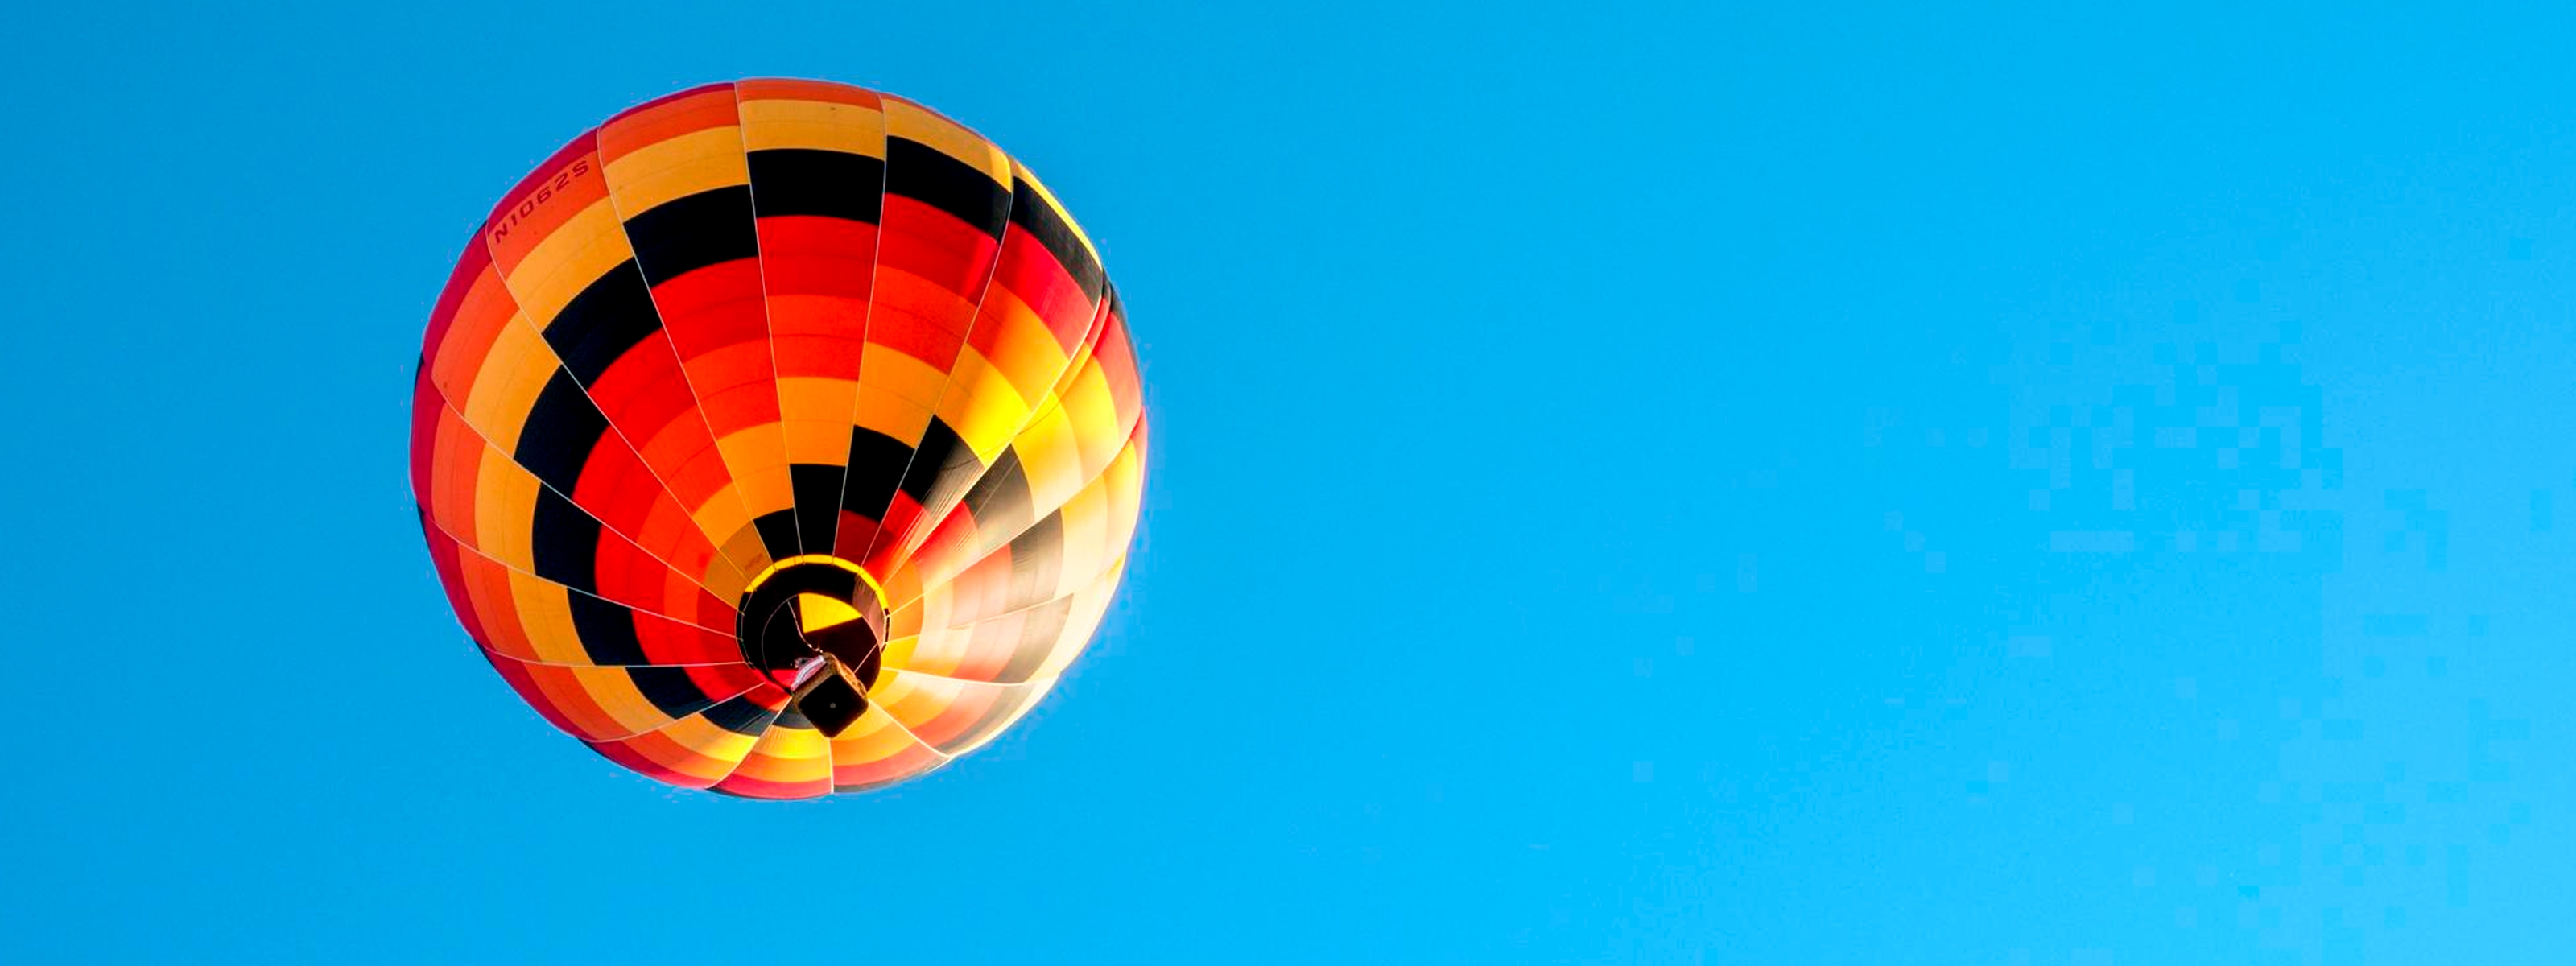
[799,594,862,630]
[648,715,764,780]
[429,272,526,401]
[828,703,942,770]
[738,99,886,155]
[504,569,590,664]
[1028,559,1125,679]
[472,456,540,570]
[605,128,751,215]
[500,202,629,325]
[1101,436,1146,548]
[782,419,851,465]
[857,342,952,410]
[712,426,790,476]
[884,98,1009,184]
[867,672,939,724]
[1054,363,1124,470]
[729,724,829,782]
[778,375,858,425]
[878,634,919,671]
[936,686,1049,756]
[700,554,750,605]
[978,295,1075,397]
[1055,483,1113,580]
[1011,406,1084,508]
[936,350,1031,458]
[716,523,775,577]
[564,666,683,736]
[779,374,861,464]
[716,430,796,512]
[850,391,932,453]
[459,320,555,451]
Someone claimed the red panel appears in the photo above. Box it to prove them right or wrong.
[569,441,673,550]
[426,266,525,407]
[586,732,718,789]
[662,436,737,523]
[690,345,783,432]
[910,687,1003,747]
[427,408,487,539]
[861,492,926,576]
[877,195,1001,298]
[737,77,881,109]
[407,373,444,505]
[633,609,743,665]
[861,306,964,374]
[681,662,766,700]
[597,84,739,163]
[758,218,877,298]
[592,528,685,620]
[455,549,535,662]
[977,229,1098,357]
[1091,307,1143,431]
[714,770,830,799]
[483,137,606,274]
[420,526,487,649]
[422,230,493,369]
[654,262,770,354]
[584,342,702,455]
[477,648,584,737]
[831,739,939,789]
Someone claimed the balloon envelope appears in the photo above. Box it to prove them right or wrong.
[408,79,1146,798]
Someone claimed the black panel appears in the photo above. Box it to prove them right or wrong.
[1008,177,1105,297]
[805,619,879,668]
[753,508,803,561]
[701,694,778,737]
[514,372,610,493]
[935,436,988,504]
[898,418,975,503]
[563,591,648,666]
[543,262,663,383]
[733,560,863,667]
[956,448,1033,538]
[751,604,815,675]
[748,149,884,223]
[626,666,720,718]
[851,634,884,690]
[772,704,815,731]
[1005,512,1064,611]
[625,186,759,287]
[789,463,845,551]
[996,597,1076,683]
[529,487,602,594]
[838,426,914,517]
[885,138,1007,238]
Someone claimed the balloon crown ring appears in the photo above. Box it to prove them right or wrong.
[734,555,890,737]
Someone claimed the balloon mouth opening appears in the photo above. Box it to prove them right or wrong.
[736,555,890,737]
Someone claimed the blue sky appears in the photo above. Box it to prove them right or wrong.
[5,2,2570,962]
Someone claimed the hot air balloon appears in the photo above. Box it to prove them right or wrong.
[407,79,1146,798]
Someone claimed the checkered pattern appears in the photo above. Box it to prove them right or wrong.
[409,80,1146,798]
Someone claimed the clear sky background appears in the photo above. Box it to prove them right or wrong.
[4,2,2570,963]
